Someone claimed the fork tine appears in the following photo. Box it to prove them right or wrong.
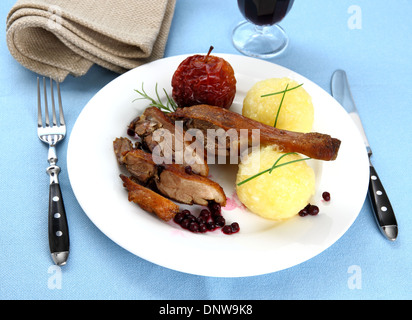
[37,77,43,128]
[43,77,50,127]
[50,78,57,127]
[56,81,65,126]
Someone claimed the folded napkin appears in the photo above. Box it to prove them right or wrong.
[6,0,176,82]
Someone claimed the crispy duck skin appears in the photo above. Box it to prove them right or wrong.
[120,174,179,222]
[114,139,226,206]
[170,105,341,161]
[128,107,209,176]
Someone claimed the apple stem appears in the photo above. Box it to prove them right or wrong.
[205,46,214,61]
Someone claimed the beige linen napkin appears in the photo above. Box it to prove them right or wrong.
[6,0,176,82]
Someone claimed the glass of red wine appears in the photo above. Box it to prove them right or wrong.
[232,0,295,58]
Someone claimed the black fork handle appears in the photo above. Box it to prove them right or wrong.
[47,165,70,265]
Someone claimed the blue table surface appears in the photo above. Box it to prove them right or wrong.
[1,0,411,300]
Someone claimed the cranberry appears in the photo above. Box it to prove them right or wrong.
[212,213,222,220]
[199,223,207,233]
[173,205,241,235]
[308,205,319,216]
[322,191,331,202]
[206,222,216,231]
[127,128,135,137]
[231,222,240,233]
[197,216,206,224]
[208,202,221,215]
[174,212,185,223]
[214,216,225,227]
[298,204,320,217]
[222,222,240,235]
[181,209,191,216]
[180,219,191,229]
[298,208,309,217]
[199,209,211,220]
[222,225,233,234]
[189,222,199,233]
[185,166,193,175]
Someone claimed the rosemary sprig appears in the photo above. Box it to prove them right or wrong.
[237,152,311,186]
[134,82,177,113]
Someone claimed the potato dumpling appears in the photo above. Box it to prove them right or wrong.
[242,77,314,133]
[236,146,315,220]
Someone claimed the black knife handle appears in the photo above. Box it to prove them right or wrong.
[48,181,70,263]
[368,164,397,229]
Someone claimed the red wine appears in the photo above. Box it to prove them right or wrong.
[238,0,294,26]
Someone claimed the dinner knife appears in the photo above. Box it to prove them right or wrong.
[331,70,398,241]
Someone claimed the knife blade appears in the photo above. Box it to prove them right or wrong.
[331,69,398,241]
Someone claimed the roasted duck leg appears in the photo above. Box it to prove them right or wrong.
[170,105,341,161]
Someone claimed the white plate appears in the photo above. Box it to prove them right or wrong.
[67,54,369,277]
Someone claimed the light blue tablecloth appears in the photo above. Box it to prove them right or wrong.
[1,0,411,300]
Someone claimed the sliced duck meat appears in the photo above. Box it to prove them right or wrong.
[114,141,226,206]
[170,105,341,161]
[128,107,209,176]
[120,174,179,221]
[128,107,173,140]
[114,137,157,184]
[121,149,157,185]
[113,137,134,165]
[156,164,226,206]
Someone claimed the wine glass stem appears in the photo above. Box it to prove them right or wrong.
[255,25,264,34]
[255,25,273,35]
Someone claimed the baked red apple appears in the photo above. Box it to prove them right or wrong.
[171,46,237,109]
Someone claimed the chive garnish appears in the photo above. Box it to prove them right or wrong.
[237,152,311,186]
[273,83,289,127]
[260,82,304,128]
[260,83,303,98]
[134,82,177,113]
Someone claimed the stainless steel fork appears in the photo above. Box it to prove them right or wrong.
[37,77,70,266]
